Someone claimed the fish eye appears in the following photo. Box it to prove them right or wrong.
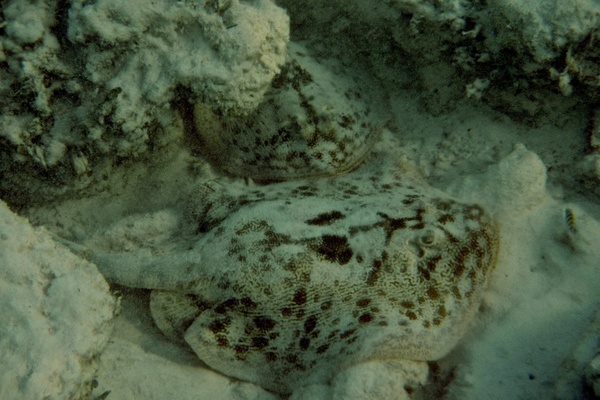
[419,230,437,246]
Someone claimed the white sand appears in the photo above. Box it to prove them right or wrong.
[11,93,598,399]
[1,0,599,399]
[0,202,115,399]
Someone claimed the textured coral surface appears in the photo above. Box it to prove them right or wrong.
[1,0,599,399]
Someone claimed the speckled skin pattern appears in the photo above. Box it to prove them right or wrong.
[136,169,499,394]
[60,52,499,390]
[193,43,384,181]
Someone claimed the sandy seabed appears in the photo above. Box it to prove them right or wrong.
[1,1,599,399]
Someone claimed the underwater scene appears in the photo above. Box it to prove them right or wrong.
[1,0,599,399]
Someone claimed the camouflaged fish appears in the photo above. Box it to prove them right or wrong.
[63,168,499,394]
[192,42,385,182]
